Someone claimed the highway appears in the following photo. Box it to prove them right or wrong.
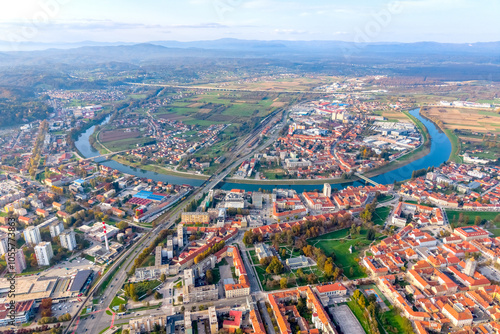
[69,97,289,333]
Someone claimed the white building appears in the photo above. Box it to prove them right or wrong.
[0,234,8,255]
[34,242,54,266]
[177,224,184,248]
[224,192,245,209]
[323,183,332,198]
[49,220,65,238]
[23,226,42,246]
[59,230,77,251]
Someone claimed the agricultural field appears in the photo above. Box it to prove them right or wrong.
[422,106,500,133]
[421,106,500,162]
[201,76,337,92]
[153,91,288,127]
[372,109,411,123]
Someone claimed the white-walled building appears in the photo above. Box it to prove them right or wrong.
[23,226,42,246]
[49,220,65,238]
[59,230,77,251]
[34,242,53,266]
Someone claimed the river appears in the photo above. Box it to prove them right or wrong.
[74,108,451,192]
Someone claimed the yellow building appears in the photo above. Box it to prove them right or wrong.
[181,212,210,224]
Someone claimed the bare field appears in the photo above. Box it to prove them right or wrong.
[186,102,204,108]
[271,102,287,107]
[201,76,335,91]
[157,114,187,120]
[458,136,483,142]
[382,111,411,122]
[100,129,142,142]
[198,108,212,113]
[423,106,500,133]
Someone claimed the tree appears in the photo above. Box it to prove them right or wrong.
[206,269,214,284]
[280,277,288,289]
[307,273,317,284]
[154,291,162,300]
[367,229,376,241]
[160,273,166,282]
[474,216,482,225]
[119,304,126,312]
[178,296,183,303]
[360,209,373,224]
[117,221,129,230]
[352,289,362,301]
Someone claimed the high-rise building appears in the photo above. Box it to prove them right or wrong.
[177,224,184,248]
[209,306,218,334]
[49,220,64,238]
[252,192,263,209]
[23,226,41,246]
[464,258,477,277]
[0,233,8,255]
[34,242,53,266]
[59,230,77,251]
[323,183,332,198]
[7,249,27,274]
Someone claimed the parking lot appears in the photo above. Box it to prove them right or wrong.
[479,266,500,281]
[40,257,99,278]
[330,305,365,334]
[51,300,82,318]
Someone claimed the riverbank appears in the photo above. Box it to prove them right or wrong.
[111,156,210,180]
[225,176,360,185]
[420,107,462,163]
[364,109,431,178]
[85,108,430,186]
[75,107,451,190]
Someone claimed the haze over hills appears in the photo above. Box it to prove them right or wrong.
[0,39,499,84]
[1,39,500,63]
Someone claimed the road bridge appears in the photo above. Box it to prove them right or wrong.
[354,172,380,186]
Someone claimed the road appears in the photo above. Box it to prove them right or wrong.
[70,95,288,333]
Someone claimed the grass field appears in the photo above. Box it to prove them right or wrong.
[446,210,500,224]
[373,207,392,226]
[109,296,127,310]
[139,254,155,268]
[99,136,154,152]
[248,248,325,291]
[308,228,373,279]
[444,128,463,162]
[346,300,371,334]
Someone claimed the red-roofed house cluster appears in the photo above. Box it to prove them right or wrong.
[268,286,338,334]
[365,220,500,333]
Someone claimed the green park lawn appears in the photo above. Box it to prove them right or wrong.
[373,206,392,226]
[139,254,155,268]
[308,228,379,279]
[109,296,127,310]
[446,210,499,224]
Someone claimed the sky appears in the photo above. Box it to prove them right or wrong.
[0,0,499,44]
